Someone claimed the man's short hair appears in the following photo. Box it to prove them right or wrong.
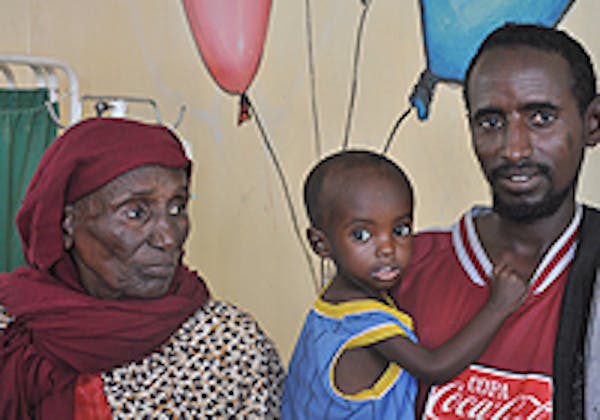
[303,150,412,228]
[463,23,597,115]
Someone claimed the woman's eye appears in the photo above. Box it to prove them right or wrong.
[169,202,187,216]
[122,203,147,220]
[126,207,144,219]
[351,229,371,242]
[393,224,412,237]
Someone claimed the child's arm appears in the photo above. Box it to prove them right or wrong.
[374,263,527,384]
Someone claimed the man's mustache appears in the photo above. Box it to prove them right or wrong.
[491,161,550,180]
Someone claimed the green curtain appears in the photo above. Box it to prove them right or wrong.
[0,89,57,272]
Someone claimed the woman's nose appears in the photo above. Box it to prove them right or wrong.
[148,215,178,250]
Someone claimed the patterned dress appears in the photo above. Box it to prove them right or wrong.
[1,300,285,419]
[282,295,418,419]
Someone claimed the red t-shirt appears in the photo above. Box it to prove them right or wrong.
[394,207,581,419]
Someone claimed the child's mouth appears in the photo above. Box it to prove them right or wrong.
[372,265,401,281]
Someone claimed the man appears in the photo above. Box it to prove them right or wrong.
[394,24,600,419]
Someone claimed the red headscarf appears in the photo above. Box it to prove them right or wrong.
[0,118,210,419]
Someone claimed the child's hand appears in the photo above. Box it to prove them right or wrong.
[486,263,528,316]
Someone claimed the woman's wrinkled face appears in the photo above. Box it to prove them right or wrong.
[63,165,189,299]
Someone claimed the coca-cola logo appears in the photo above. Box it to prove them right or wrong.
[424,365,552,419]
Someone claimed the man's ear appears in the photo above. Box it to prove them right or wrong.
[585,95,600,147]
[306,227,330,258]
[62,204,75,250]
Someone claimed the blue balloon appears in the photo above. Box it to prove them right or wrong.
[422,0,572,82]
[410,0,573,120]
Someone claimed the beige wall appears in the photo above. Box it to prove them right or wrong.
[2,0,600,363]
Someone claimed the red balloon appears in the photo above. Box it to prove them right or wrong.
[183,0,272,96]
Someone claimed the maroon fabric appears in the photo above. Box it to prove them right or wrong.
[0,118,210,419]
[73,373,112,420]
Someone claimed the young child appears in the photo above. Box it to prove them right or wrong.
[282,150,527,419]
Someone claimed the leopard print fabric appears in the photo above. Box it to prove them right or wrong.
[0,305,11,331]
[102,300,284,419]
[1,300,285,419]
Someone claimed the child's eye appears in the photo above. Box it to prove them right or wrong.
[393,224,412,237]
[351,229,371,242]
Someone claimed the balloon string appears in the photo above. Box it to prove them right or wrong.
[342,1,370,150]
[382,106,412,154]
[238,94,251,125]
[247,96,320,292]
[305,0,322,158]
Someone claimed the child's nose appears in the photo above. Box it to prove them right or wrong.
[376,236,394,258]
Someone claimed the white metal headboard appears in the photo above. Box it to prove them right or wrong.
[0,54,185,129]
[0,54,81,126]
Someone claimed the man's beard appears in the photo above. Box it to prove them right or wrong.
[490,161,579,224]
[492,184,572,223]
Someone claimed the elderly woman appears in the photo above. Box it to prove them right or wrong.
[0,118,284,419]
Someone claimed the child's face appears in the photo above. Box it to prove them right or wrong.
[323,169,413,296]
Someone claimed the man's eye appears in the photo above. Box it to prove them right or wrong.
[351,229,371,242]
[530,110,556,127]
[477,115,504,130]
[169,202,187,216]
[393,224,412,237]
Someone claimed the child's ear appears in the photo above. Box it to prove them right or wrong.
[306,227,330,257]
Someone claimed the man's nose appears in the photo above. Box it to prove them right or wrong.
[502,116,532,162]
